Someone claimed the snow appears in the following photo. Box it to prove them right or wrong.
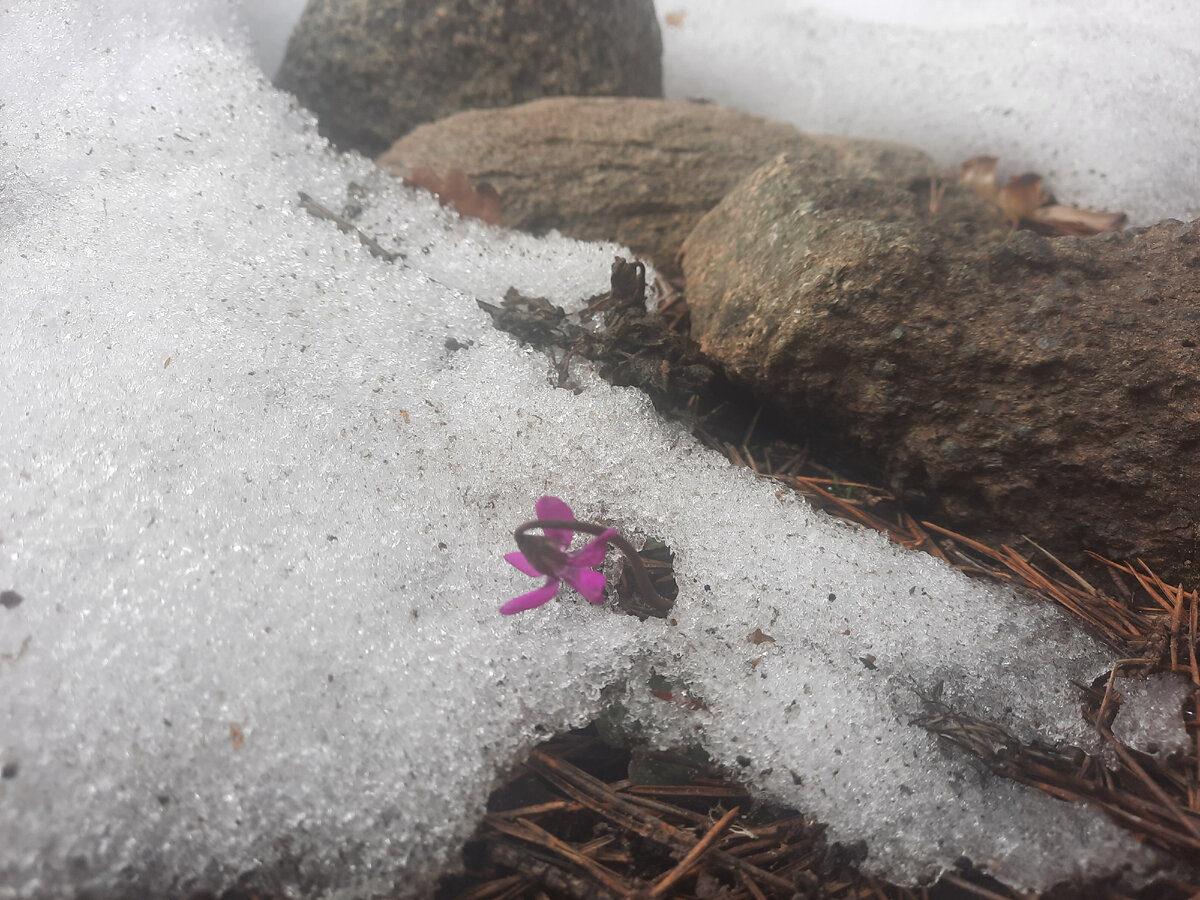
[1,0,1194,896]
[1113,674,1193,758]
[658,0,1200,227]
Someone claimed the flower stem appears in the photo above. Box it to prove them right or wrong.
[515,518,674,615]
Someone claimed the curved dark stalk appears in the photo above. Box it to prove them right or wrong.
[515,518,674,614]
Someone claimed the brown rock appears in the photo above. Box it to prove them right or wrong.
[682,153,1200,583]
[276,0,662,158]
[377,97,934,278]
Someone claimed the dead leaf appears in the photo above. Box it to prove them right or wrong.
[665,9,686,26]
[403,166,503,225]
[1029,203,1127,236]
[956,155,1124,236]
[958,155,999,197]
[747,628,776,645]
[229,722,245,751]
[996,172,1049,225]
[403,164,443,196]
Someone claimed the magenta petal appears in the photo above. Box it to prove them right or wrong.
[567,528,616,567]
[535,495,574,520]
[499,580,560,615]
[504,551,542,577]
[535,495,575,548]
[564,567,607,604]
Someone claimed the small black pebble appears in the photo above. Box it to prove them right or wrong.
[1,762,17,779]
[735,755,751,767]
[0,590,23,609]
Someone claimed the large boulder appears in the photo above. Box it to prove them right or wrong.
[377,97,933,278]
[276,0,663,158]
[682,153,1200,582]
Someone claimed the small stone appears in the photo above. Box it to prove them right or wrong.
[379,98,933,277]
[276,0,663,157]
[682,151,1200,584]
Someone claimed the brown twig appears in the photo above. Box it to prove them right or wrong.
[647,805,739,897]
[297,192,400,261]
[525,749,801,895]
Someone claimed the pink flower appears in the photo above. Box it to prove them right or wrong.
[500,496,616,615]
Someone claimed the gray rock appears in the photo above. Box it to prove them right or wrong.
[682,152,1200,584]
[377,97,933,278]
[276,0,663,157]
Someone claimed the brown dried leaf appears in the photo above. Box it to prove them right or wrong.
[1029,203,1127,236]
[996,172,1049,224]
[402,165,502,225]
[956,155,1125,236]
[747,628,776,645]
[403,164,443,196]
[440,167,470,206]
[959,155,999,199]
[453,178,503,225]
